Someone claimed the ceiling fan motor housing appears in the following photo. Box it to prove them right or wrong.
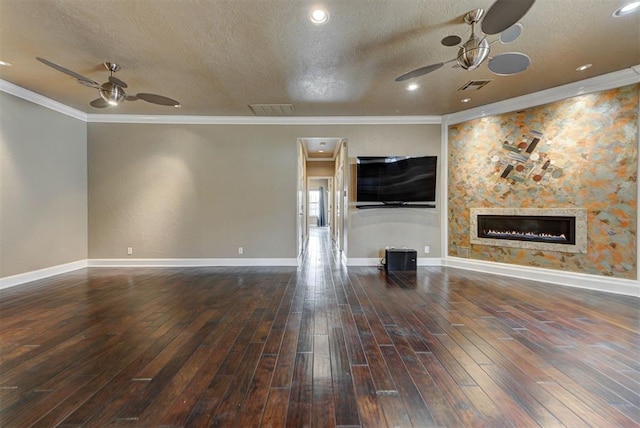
[99,81,125,105]
[457,35,490,70]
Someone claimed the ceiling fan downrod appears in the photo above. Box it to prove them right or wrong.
[99,62,125,105]
[457,9,490,71]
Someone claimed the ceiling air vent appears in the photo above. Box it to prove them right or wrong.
[458,80,492,91]
[249,103,295,116]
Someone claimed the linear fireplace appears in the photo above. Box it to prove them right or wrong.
[470,208,587,253]
[478,215,576,245]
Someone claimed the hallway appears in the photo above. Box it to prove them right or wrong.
[0,227,638,426]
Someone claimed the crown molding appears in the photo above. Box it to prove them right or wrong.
[86,114,441,125]
[0,80,439,125]
[443,65,640,125]
[0,79,87,121]
[3,65,638,126]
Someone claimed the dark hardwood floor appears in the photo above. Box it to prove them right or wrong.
[1,227,638,427]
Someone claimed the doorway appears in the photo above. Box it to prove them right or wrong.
[296,137,348,264]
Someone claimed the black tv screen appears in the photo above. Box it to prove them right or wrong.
[356,156,437,203]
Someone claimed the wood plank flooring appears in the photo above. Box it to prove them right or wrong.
[1,227,638,427]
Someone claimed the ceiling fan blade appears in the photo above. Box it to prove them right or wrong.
[395,63,444,82]
[90,98,110,108]
[125,95,139,101]
[500,23,523,44]
[441,35,462,47]
[136,93,181,106]
[77,78,101,89]
[481,0,535,35]
[36,57,100,87]
[488,52,531,75]
[109,75,128,88]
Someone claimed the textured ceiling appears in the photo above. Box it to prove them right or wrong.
[0,0,639,117]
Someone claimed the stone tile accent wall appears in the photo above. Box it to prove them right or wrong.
[448,84,638,279]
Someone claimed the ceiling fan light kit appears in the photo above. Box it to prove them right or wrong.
[612,1,640,17]
[456,35,490,71]
[99,81,125,105]
[395,0,535,83]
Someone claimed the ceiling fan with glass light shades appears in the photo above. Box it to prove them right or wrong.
[395,0,535,82]
[36,57,181,108]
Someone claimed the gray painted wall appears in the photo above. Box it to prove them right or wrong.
[306,161,334,177]
[88,123,441,260]
[347,125,442,260]
[0,92,87,277]
[88,124,298,259]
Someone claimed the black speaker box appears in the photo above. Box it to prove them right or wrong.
[385,249,417,272]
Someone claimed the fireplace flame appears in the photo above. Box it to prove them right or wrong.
[484,229,568,242]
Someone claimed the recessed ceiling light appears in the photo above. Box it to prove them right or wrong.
[406,83,420,91]
[613,1,640,16]
[319,141,326,146]
[461,98,471,103]
[0,60,12,67]
[309,8,329,24]
[576,63,592,71]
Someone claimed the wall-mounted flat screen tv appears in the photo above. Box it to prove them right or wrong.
[356,156,437,204]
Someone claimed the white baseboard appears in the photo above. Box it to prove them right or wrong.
[346,257,442,267]
[346,258,381,267]
[445,257,639,297]
[0,260,88,290]
[3,257,636,297]
[418,258,443,267]
[88,258,299,267]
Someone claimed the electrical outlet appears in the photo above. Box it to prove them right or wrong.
[127,247,133,256]
[424,246,430,254]
[458,246,470,258]
[238,247,244,255]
